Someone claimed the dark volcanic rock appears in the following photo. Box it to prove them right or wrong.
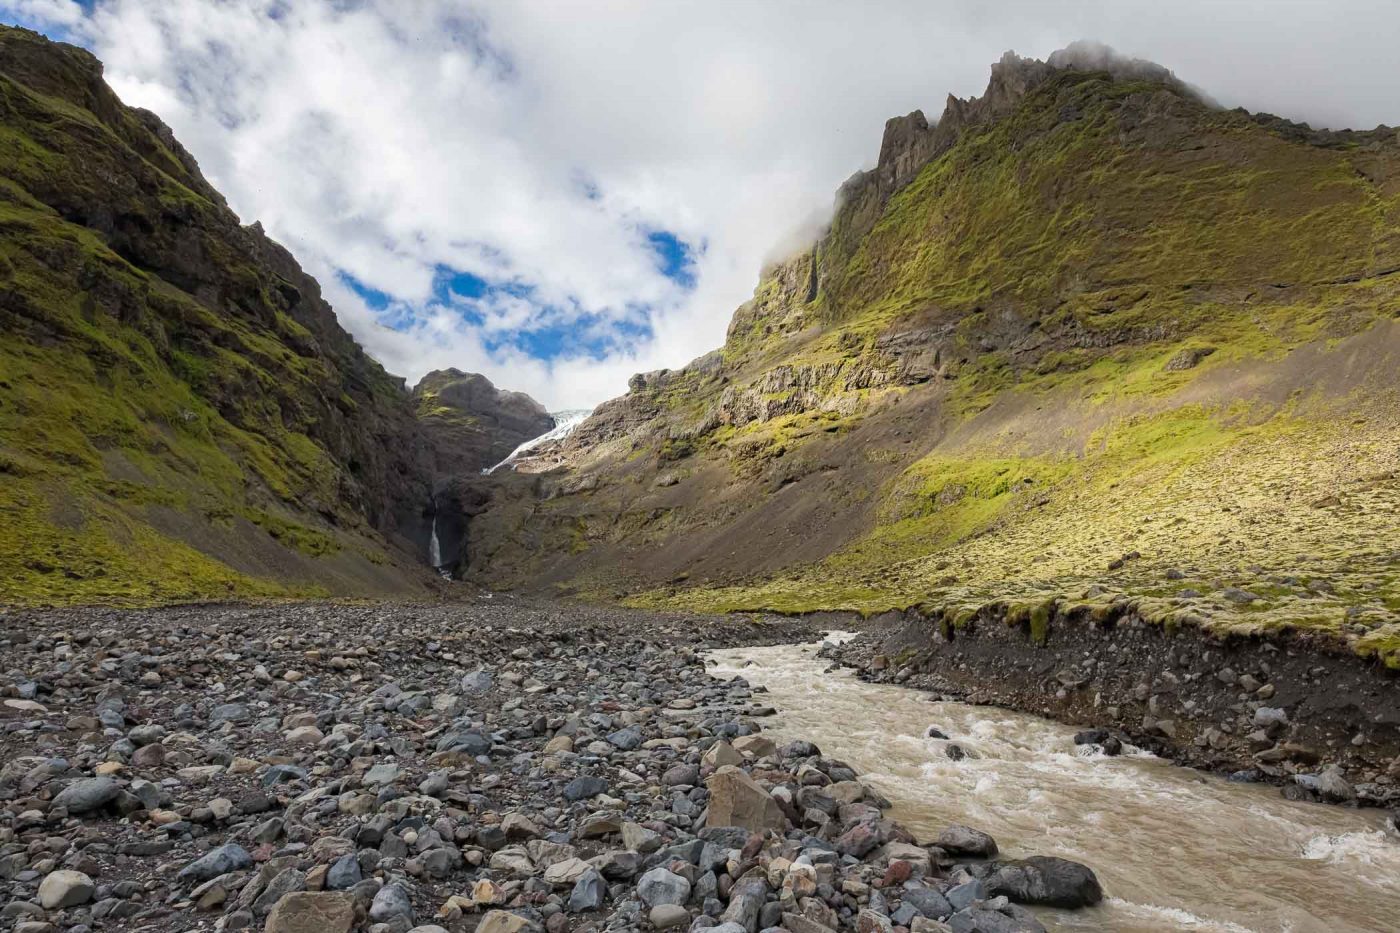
[983,856,1105,908]
[415,369,554,477]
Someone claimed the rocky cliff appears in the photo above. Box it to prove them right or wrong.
[0,27,547,604]
[415,369,554,481]
[462,45,1400,666]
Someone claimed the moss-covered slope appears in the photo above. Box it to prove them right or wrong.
[464,49,1400,661]
[0,26,444,605]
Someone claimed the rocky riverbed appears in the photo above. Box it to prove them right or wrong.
[0,600,1104,933]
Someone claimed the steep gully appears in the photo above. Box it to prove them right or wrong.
[708,636,1400,933]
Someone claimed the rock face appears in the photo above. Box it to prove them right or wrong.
[0,26,550,604]
[414,369,554,478]
[453,40,1400,675]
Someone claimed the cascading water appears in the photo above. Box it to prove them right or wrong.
[426,503,451,579]
[706,636,1400,933]
[428,513,442,568]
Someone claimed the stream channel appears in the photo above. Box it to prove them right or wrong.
[706,636,1400,933]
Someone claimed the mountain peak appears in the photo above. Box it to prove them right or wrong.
[870,41,1197,198]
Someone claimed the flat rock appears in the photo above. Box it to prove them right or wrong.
[264,891,356,933]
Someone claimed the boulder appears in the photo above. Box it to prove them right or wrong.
[705,766,789,833]
[178,844,252,882]
[51,777,120,814]
[703,740,743,768]
[567,868,606,911]
[38,870,94,909]
[731,734,778,759]
[984,856,1103,908]
[369,882,414,923]
[637,867,690,907]
[478,910,536,932]
[650,904,690,928]
[562,775,608,801]
[934,824,998,857]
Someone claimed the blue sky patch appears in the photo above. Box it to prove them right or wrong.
[335,225,696,365]
[647,229,699,288]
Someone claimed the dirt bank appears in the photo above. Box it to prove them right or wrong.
[818,603,1400,810]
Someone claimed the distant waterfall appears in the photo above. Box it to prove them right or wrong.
[428,513,442,567]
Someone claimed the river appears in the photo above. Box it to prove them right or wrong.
[706,636,1400,933]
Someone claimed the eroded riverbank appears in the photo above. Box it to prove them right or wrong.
[807,605,1400,811]
[708,637,1400,933]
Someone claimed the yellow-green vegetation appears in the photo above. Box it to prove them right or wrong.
[630,68,1400,476]
[639,404,1400,658]
[602,70,1400,660]
[0,26,423,605]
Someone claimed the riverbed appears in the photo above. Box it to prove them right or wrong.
[707,636,1400,933]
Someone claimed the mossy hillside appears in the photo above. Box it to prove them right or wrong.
[0,26,433,604]
[596,67,1400,488]
[638,398,1400,659]
[500,62,1400,646]
[822,71,1396,329]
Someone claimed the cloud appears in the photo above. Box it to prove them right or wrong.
[4,0,1399,409]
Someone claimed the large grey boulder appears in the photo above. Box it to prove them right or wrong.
[51,777,120,814]
[983,856,1103,908]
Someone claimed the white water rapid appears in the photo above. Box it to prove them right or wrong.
[485,408,593,474]
[706,636,1400,933]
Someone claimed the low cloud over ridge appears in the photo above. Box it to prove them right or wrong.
[4,0,1397,408]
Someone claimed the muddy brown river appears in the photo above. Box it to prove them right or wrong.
[707,636,1400,933]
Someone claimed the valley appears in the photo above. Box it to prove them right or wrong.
[1,21,1399,933]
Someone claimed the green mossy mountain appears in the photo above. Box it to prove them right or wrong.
[0,27,545,605]
[463,48,1400,661]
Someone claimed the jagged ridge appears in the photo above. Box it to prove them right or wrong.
[461,44,1400,663]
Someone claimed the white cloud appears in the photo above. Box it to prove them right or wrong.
[6,0,1399,409]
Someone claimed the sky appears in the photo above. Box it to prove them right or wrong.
[3,1,1398,409]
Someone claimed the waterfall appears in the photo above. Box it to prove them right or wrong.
[428,513,442,568]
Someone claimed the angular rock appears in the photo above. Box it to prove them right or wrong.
[705,766,789,833]
[637,866,691,907]
[370,882,415,923]
[264,891,356,933]
[178,844,253,883]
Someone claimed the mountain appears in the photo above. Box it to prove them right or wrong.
[462,46,1400,662]
[0,27,548,605]
[415,369,555,481]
